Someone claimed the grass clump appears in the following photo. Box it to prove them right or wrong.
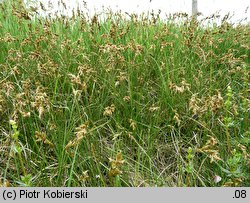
[0,1,249,187]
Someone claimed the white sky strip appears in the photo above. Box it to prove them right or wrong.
[24,0,249,23]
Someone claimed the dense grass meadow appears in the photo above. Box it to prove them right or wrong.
[0,1,249,187]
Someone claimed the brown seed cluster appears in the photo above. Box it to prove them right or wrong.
[108,151,125,177]
[103,104,116,116]
[65,122,89,152]
[197,136,222,163]
[189,91,224,116]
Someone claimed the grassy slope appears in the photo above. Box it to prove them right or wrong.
[0,1,249,186]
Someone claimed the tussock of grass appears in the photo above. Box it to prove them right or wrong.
[0,1,249,187]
